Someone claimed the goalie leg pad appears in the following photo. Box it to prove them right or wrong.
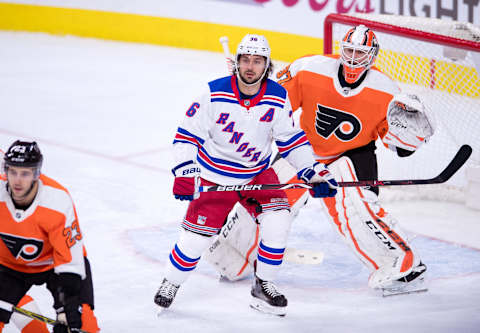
[204,203,260,281]
[321,156,421,286]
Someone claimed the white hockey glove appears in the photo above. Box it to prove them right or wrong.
[383,93,435,152]
[172,160,201,201]
[298,162,338,198]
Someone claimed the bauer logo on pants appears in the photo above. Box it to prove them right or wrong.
[315,104,361,141]
[0,232,44,261]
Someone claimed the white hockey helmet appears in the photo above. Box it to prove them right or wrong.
[235,34,271,85]
[340,25,379,84]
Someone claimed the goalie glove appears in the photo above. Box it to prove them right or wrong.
[383,93,435,152]
[172,160,201,201]
[298,162,338,198]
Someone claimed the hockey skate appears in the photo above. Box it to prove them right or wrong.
[382,262,428,297]
[154,278,180,311]
[250,275,288,316]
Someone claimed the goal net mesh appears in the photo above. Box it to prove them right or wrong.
[326,13,480,203]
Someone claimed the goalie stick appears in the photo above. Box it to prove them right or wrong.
[5,305,91,333]
[199,144,472,192]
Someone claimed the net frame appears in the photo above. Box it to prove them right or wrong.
[323,13,480,204]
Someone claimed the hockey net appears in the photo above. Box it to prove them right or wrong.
[324,13,480,207]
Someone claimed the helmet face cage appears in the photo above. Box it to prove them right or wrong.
[340,25,379,82]
[3,140,43,179]
[234,34,271,85]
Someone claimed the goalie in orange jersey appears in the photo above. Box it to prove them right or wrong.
[276,25,435,295]
[206,25,435,296]
[0,140,99,332]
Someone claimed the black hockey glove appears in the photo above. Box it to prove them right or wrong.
[53,273,83,333]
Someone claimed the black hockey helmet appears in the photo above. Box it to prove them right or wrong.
[3,140,43,177]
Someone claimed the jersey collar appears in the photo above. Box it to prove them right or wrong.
[230,75,267,110]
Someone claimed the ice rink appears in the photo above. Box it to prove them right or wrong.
[1,31,479,332]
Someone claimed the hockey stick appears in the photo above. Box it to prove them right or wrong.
[219,36,234,74]
[10,305,91,333]
[284,247,324,265]
[199,144,472,192]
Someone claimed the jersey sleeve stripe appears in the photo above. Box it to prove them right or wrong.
[173,127,205,146]
[276,132,311,158]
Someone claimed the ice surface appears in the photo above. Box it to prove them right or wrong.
[0,32,479,333]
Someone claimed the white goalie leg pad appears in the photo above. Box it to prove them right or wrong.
[256,209,292,281]
[323,157,421,288]
[204,202,260,281]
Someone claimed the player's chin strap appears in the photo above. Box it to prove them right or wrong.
[235,69,267,87]
[234,57,269,87]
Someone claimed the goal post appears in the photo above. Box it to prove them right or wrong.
[323,13,480,208]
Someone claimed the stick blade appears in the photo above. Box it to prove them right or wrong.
[437,144,473,182]
[284,248,324,265]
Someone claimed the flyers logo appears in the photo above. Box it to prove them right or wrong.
[0,232,43,261]
[315,104,361,141]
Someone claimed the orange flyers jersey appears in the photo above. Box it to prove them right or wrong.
[0,174,86,277]
[277,54,400,163]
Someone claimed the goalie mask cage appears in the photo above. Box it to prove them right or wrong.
[324,13,480,206]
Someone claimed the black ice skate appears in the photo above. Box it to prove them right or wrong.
[383,262,428,297]
[250,275,288,316]
[154,278,180,309]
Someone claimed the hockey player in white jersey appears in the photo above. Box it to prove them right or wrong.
[153,34,338,316]
[204,26,435,297]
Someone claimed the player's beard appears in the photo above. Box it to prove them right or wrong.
[239,69,262,85]
[9,180,37,203]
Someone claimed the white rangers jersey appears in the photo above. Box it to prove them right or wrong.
[173,76,316,185]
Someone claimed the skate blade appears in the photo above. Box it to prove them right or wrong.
[382,278,428,297]
[382,287,428,297]
[250,297,286,317]
[155,305,168,317]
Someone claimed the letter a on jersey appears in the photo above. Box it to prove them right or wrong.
[315,104,361,141]
[0,232,44,261]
